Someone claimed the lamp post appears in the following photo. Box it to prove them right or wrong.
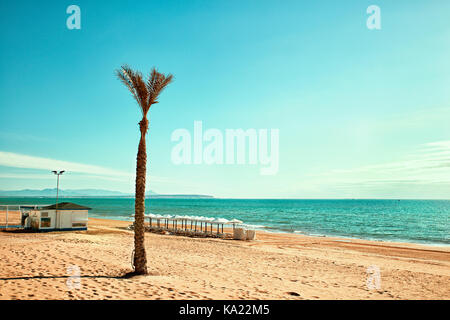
[52,170,65,227]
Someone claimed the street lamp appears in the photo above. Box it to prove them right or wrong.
[52,170,65,211]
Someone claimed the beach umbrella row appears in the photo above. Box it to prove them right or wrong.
[142,213,243,234]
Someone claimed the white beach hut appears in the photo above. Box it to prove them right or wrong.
[26,202,90,231]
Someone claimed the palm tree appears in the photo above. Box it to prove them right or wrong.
[116,65,173,275]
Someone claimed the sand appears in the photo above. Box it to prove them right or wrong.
[0,217,449,300]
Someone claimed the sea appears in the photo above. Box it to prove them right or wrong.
[1,198,449,246]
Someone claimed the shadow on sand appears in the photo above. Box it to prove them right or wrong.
[0,271,153,281]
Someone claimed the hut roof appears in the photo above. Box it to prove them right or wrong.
[41,202,91,210]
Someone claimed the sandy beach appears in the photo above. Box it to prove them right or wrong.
[0,217,449,300]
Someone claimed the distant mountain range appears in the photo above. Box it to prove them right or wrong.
[0,188,213,199]
[0,188,147,197]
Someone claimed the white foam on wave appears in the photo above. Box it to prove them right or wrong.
[241,223,267,229]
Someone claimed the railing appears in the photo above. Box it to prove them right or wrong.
[0,205,47,229]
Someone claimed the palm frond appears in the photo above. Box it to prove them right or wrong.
[146,68,174,106]
[117,65,173,116]
[116,66,143,114]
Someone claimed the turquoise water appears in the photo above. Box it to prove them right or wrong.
[1,198,449,246]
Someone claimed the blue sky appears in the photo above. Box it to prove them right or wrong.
[0,0,449,198]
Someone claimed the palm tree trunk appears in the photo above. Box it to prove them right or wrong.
[133,119,148,274]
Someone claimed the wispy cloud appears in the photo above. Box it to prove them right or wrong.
[307,140,450,197]
[0,151,178,186]
[0,151,131,178]
[370,107,450,132]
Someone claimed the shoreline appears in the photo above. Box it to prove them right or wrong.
[1,208,448,248]
[90,215,450,249]
[94,217,450,252]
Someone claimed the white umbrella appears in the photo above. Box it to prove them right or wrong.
[180,215,190,230]
[204,217,214,233]
[229,219,243,230]
[174,215,186,230]
[161,214,172,228]
[191,216,203,231]
[145,213,157,228]
[197,216,209,232]
[184,216,195,230]
[213,218,229,234]
[173,215,186,230]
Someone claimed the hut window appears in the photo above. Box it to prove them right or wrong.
[41,217,51,228]
[41,212,48,217]
[72,222,86,228]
